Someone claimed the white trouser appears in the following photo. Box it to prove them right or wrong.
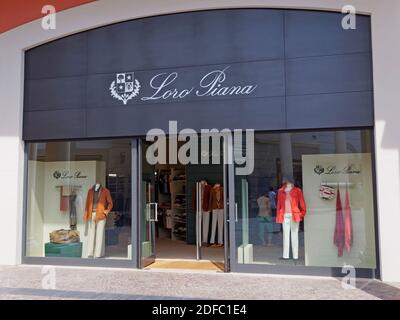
[87,213,106,258]
[201,210,210,243]
[282,213,299,259]
[210,209,224,244]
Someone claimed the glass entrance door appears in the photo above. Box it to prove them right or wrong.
[140,141,157,268]
[138,134,230,271]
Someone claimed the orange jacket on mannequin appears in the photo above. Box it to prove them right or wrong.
[84,186,113,222]
[276,184,306,223]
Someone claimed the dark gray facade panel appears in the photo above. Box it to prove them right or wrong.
[86,60,285,108]
[285,11,372,58]
[286,91,374,129]
[286,53,373,96]
[23,109,86,140]
[25,77,86,111]
[25,33,87,80]
[87,10,284,74]
[23,9,374,140]
[85,97,286,137]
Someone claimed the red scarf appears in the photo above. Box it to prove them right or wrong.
[344,187,353,252]
[334,188,345,257]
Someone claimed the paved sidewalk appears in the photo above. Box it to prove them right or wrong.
[0,265,399,300]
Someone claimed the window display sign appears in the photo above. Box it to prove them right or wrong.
[302,153,376,268]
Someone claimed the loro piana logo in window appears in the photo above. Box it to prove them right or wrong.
[53,170,87,179]
[313,164,361,175]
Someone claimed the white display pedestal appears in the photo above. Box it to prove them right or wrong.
[127,244,132,260]
[238,243,253,264]
[142,241,152,258]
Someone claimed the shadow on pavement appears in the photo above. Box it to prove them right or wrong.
[0,287,193,300]
[355,280,400,300]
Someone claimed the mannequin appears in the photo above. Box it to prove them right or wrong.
[192,180,212,245]
[84,183,113,258]
[257,192,273,246]
[200,180,211,245]
[209,183,224,247]
[276,177,306,260]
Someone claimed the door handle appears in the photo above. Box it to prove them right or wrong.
[148,202,158,222]
[235,203,238,222]
[146,203,150,221]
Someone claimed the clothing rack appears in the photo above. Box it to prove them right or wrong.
[55,185,82,188]
[55,185,82,190]
[320,182,361,188]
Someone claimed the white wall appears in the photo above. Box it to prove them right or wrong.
[0,0,399,281]
[26,161,44,257]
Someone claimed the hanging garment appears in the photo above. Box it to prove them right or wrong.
[210,209,224,245]
[334,188,345,257]
[69,194,78,230]
[344,187,353,252]
[191,182,212,211]
[60,187,70,212]
[201,210,211,244]
[209,184,224,210]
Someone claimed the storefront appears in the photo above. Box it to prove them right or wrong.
[19,8,379,278]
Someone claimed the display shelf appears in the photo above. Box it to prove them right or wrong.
[170,167,187,242]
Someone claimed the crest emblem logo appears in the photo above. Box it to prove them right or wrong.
[110,72,141,105]
[53,171,61,179]
[314,165,325,175]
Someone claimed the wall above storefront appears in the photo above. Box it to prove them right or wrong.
[0,0,95,34]
[23,9,374,140]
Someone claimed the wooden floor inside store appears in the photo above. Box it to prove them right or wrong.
[145,260,225,271]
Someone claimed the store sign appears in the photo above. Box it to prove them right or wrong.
[109,66,258,105]
[313,164,361,176]
[53,170,88,180]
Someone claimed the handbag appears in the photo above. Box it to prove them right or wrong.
[50,229,80,244]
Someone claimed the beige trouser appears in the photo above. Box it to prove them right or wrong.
[201,210,210,243]
[210,209,224,244]
[282,213,299,259]
[87,213,106,258]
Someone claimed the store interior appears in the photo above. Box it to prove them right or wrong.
[141,139,226,268]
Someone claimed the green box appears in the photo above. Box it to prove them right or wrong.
[45,242,83,258]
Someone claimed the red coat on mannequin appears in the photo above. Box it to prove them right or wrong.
[276,184,307,223]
